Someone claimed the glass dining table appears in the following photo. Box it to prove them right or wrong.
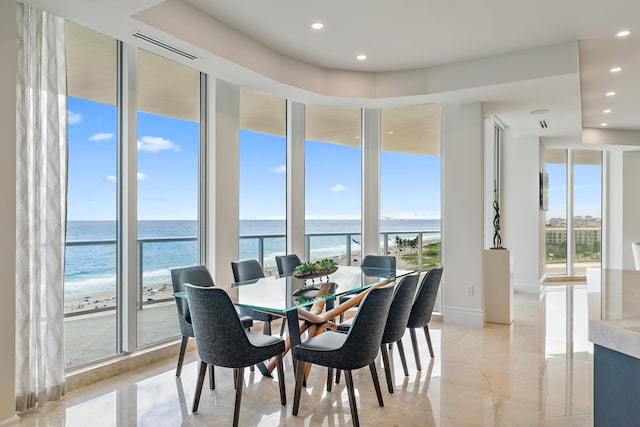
[176,265,414,377]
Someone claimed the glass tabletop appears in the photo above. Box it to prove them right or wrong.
[229,265,414,313]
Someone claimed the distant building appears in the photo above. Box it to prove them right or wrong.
[545,227,601,244]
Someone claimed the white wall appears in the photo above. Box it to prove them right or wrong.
[604,151,624,269]
[592,131,640,270]
[502,133,543,293]
[0,1,17,423]
[442,102,485,327]
[622,151,640,269]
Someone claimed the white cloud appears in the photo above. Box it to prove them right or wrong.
[106,173,148,182]
[137,136,181,153]
[68,110,82,125]
[329,184,347,192]
[89,132,114,142]
[270,164,286,174]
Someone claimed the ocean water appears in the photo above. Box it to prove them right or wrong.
[64,219,440,297]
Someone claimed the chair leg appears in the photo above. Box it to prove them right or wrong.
[335,369,341,384]
[326,368,333,392]
[263,321,272,336]
[191,361,207,413]
[233,368,237,390]
[276,355,286,406]
[343,370,360,427]
[369,362,384,406]
[176,335,189,377]
[292,360,306,416]
[424,325,435,358]
[232,367,244,427]
[396,340,409,377]
[208,364,215,390]
[279,318,287,337]
[380,344,394,394]
[410,328,422,371]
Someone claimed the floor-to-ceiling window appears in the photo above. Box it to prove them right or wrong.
[380,104,441,272]
[572,150,602,275]
[64,21,203,368]
[545,149,568,276]
[136,48,201,347]
[239,89,286,273]
[545,148,601,277]
[305,105,362,264]
[64,22,119,368]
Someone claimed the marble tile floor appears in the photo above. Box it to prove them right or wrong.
[19,283,593,426]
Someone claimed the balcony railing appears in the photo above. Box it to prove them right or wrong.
[64,230,439,318]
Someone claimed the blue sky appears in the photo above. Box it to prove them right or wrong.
[68,97,442,221]
[546,162,601,219]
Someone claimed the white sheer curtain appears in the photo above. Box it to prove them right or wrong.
[15,3,68,412]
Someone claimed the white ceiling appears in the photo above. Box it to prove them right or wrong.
[23,0,640,142]
[185,0,637,73]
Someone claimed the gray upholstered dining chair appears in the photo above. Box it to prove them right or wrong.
[292,284,395,427]
[407,266,443,371]
[185,284,286,427]
[231,259,279,335]
[275,254,302,276]
[170,265,253,380]
[337,272,420,393]
[339,255,396,322]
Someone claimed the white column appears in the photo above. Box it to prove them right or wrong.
[0,1,17,423]
[118,43,138,352]
[361,108,381,257]
[441,102,485,327]
[207,79,240,289]
[502,134,543,293]
[286,101,306,259]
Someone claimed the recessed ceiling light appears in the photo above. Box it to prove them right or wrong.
[610,66,622,73]
[355,136,360,139]
[311,22,324,30]
[388,131,394,135]
[606,91,616,96]
[529,109,549,115]
[601,123,608,127]
[603,109,612,113]
[617,30,632,38]
[356,54,367,61]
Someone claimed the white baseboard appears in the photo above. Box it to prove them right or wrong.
[442,305,485,327]
[0,415,19,426]
[514,279,542,294]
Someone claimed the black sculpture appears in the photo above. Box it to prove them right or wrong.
[492,185,503,249]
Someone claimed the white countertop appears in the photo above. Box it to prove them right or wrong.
[588,268,640,359]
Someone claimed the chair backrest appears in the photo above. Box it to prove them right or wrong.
[381,273,420,344]
[407,267,443,329]
[185,285,256,368]
[361,255,396,270]
[275,254,302,276]
[231,259,265,283]
[338,284,395,370]
[171,265,214,328]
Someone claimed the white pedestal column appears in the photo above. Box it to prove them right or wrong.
[483,249,512,324]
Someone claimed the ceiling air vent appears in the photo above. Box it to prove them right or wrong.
[132,32,199,61]
[538,120,548,129]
